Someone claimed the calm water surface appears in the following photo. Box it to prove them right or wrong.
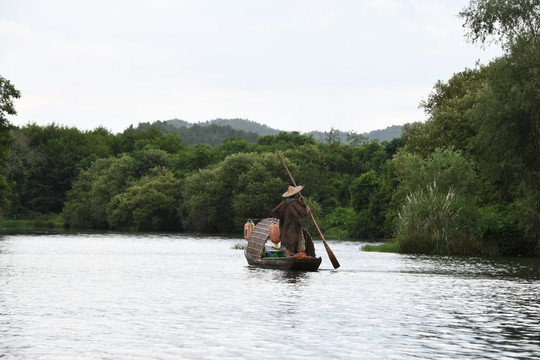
[0,234,539,359]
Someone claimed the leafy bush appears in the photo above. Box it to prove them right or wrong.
[63,156,136,229]
[393,147,476,203]
[479,204,534,256]
[324,207,357,239]
[107,171,181,231]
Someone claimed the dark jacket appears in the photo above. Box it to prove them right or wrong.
[272,198,308,251]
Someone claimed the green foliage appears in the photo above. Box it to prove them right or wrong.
[107,171,181,231]
[181,152,292,233]
[1,213,64,232]
[112,125,188,155]
[0,76,21,126]
[392,147,481,253]
[63,156,136,229]
[199,118,279,136]
[0,75,20,217]
[130,147,172,176]
[397,2,540,254]
[350,170,379,212]
[348,170,390,238]
[468,37,540,247]
[323,207,357,239]
[393,147,476,204]
[8,124,117,215]
[479,204,532,256]
[350,141,390,175]
[396,183,483,255]
[212,138,254,162]
[459,0,540,48]
[281,145,334,207]
[137,121,259,146]
[256,131,315,150]
[346,131,368,146]
[407,67,488,157]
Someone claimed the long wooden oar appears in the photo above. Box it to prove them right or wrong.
[275,149,340,269]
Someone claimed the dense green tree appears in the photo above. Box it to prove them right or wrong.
[63,156,136,228]
[180,159,239,234]
[406,67,489,157]
[158,133,189,154]
[348,166,394,239]
[137,121,259,146]
[383,137,406,158]
[7,124,116,215]
[256,131,315,150]
[468,39,540,249]
[392,147,477,208]
[460,0,539,48]
[211,137,254,162]
[230,153,293,229]
[350,170,379,213]
[325,127,342,148]
[281,145,335,207]
[112,125,173,155]
[107,171,181,231]
[181,152,294,233]
[130,146,172,176]
[458,0,540,251]
[0,76,20,216]
[346,131,369,147]
[324,207,357,239]
[174,123,258,146]
[7,130,46,215]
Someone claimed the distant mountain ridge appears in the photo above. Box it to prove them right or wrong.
[163,119,401,141]
[306,125,403,144]
[137,118,402,146]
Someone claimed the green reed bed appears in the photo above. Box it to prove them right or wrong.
[395,183,482,255]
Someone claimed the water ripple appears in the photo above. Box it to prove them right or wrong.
[0,235,538,359]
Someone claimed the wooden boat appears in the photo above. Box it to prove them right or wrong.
[244,218,322,271]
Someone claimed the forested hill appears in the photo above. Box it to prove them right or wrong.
[199,118,279,136]
[135,120,259,146]
[307,125,403,143]
[136,118,402,146]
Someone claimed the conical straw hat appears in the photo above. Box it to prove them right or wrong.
[282,185,303,197]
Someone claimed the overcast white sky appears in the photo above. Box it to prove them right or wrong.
[1,0,501,134]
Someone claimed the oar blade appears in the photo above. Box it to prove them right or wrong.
[323,240,340,269]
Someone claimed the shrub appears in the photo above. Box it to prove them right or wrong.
[479,204,532,256]
[396,182,482,255]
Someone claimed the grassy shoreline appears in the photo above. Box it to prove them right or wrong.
[1,214,65,233]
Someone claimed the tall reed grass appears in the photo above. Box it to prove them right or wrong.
[395,182,482,255]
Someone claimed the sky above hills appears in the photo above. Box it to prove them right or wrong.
[1,0,501,134]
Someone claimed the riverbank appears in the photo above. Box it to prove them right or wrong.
[1,214,65,233]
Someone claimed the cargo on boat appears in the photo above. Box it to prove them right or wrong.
[244,218,322,271]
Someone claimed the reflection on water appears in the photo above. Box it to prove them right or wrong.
[400,254,540,281]
[0,234,538,359]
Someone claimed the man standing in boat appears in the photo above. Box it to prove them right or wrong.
[272,185,310,258]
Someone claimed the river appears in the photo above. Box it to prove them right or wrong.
[0,233,539,359]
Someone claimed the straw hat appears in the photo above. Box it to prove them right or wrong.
[282,185,303,197]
